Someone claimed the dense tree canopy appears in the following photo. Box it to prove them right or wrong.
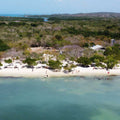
[0,40,10,51]
[104,44,120,60]
[104,56,118,70]
[77,57,91,67]
[23,57,37,67]
[48,60,62,69]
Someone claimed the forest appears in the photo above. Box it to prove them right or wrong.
[0,16,120,66]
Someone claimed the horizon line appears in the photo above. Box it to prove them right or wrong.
[0,11,120,16]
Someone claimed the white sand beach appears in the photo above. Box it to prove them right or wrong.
[1,58,120,78]
[0,67,120,78]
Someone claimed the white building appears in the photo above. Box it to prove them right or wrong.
[90,45,104,51]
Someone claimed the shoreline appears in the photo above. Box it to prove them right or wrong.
[0,67,120,78]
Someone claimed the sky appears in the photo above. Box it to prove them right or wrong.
[0,0,120,14]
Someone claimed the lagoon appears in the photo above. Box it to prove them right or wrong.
[0,76,120,120]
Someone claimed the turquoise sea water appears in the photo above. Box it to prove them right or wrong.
[0,76,120,120]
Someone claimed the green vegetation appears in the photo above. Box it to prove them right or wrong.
[90,54,105,68]
[77,52,118,69]
[0,62,3,66]
[64,64,71,72]
[0,16,120,50]
[48,60,62,69]
[62,27,120,39]
[5,59,12,64]
[90,54,104,62]
[104,56,118,70]
[0,40,10,51]
[57,54,66,61]
[77,57,91,67]
[104,44,120,60]
[23,57,37,67]
[64,64,76,72]
[0,17,44,22]
[0,16,120,70]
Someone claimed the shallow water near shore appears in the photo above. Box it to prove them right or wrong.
[0,76,120,120]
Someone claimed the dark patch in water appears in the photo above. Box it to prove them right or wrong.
[0,77,23,79]
[0,103,99,120]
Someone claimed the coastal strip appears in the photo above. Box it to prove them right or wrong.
[0,67,119,78]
